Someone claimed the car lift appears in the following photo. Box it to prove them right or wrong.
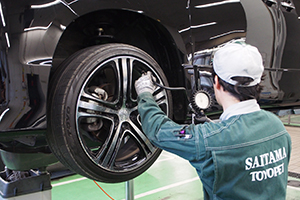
[0,172,134,200]
[0,148,136,200]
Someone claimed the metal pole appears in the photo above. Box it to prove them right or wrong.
[125,179,134,200]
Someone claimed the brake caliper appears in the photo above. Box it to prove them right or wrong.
[84,86,108,133]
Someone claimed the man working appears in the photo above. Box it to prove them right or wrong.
[135,42,291,199]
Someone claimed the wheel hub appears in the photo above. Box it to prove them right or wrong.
[118,107,130,121]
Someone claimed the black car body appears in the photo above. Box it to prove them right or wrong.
[0,0,299,182]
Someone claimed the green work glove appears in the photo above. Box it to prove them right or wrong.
[135,71,156,96]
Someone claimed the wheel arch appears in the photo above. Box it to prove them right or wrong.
[51,9,188,121]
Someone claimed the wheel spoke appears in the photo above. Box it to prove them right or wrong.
[121,58,129,102]
[153,89,168,107]
[81,90,116,106]
[77,99,118,115]
[115,57,134,106]
[153,89,166,101]
[129,121,156,154]
[156,97,168,106]
[98,123,122,168]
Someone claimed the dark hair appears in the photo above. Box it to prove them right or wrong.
[212,70,264,101]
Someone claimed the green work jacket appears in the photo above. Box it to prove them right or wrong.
[138,92,291,200]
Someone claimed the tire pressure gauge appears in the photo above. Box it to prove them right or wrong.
[191,90,212,111]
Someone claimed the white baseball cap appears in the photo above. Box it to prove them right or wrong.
[213,42,264,87]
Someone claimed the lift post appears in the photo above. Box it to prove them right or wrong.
[125,179,134,200]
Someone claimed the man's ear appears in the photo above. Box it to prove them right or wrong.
[214,75,221,90]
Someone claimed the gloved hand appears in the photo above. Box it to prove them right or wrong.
[135,71,156,96]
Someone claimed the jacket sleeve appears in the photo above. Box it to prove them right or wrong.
[137,92,206,161]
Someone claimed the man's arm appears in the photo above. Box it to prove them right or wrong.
[137,92,174,141]
[135,72,206,161]
[137,92,202,161]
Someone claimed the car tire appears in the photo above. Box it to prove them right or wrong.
[47,43,172,183]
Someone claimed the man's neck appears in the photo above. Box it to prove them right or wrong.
[219,91,240,111]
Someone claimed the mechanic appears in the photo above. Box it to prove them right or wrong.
[134,42,291,199]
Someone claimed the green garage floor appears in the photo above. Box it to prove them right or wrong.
[51,151,300,200]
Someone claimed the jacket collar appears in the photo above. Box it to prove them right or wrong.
[220,99,261,121]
